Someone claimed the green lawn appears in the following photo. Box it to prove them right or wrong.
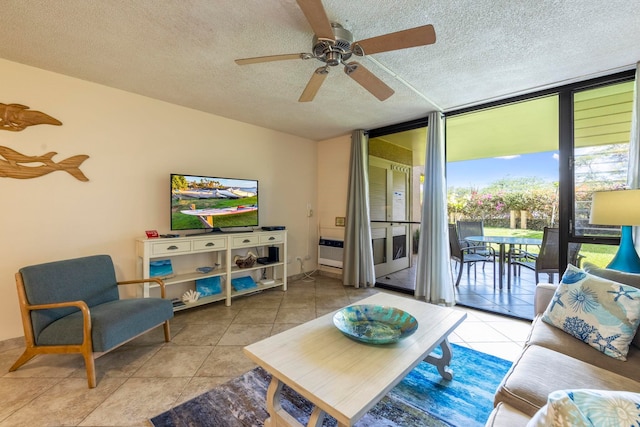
[484,227,616,268]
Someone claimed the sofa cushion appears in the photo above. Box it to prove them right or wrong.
[494,345,640,417]
[37,297,173,352]
[541,264,640,360]
[527,315,640,382]
[484,402,530,427]
[584,262,640,349]
[526,389,640,427]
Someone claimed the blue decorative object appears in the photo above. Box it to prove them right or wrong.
[333,304,418,344]
[607,225,640,273]
[150,259,173,278]
[196,276,222,296]
[231,276,257,291]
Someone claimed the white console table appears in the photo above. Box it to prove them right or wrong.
[136,230,287,310]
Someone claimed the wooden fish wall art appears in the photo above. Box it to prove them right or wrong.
[0,103,62,131]
[0,102,89,181]
[0,146,89,181]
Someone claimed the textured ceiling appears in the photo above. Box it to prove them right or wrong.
[0,0,639,141]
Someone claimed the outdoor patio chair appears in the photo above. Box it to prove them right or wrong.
[9,254,174,388]
[510,227,584,283]
[449,224,496,287]
[456,220,485,248]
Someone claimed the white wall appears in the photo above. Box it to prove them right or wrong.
[0,59,318,341]
[317,134,351,240]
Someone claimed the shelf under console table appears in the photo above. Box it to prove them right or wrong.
[135,230,287,310]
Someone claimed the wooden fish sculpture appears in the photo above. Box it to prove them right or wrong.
[0,146,89,181]
[0,103,62,131]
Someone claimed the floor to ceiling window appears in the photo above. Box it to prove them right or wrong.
[367,69,636,316]
[570,80,635,266]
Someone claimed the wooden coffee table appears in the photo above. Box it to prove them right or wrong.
[243,292,467,427]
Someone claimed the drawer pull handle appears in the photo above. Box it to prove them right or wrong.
[205,242,215,247]
[243,239,250,243]
[268,237,275,241]
[167,245,178,250]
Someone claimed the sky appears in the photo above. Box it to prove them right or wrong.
[446,151,560,189]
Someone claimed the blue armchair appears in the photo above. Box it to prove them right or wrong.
[9,254,173,388]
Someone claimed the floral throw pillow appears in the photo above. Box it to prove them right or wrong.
[542,264,640,361]
[526,389,640,427]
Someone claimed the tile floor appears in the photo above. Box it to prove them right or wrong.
[0,275,532,427]
[377,258,550,321]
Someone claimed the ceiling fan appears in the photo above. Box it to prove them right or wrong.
[234,0,436,102]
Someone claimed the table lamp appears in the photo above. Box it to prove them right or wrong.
[589,189,640,273]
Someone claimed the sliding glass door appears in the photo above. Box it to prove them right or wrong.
[368,127,426,291]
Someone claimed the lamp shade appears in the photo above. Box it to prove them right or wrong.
[589,189,640,226]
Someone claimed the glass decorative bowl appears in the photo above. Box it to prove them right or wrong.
[332,304,418,344]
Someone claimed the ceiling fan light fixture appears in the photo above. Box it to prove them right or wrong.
[325,51,342,66]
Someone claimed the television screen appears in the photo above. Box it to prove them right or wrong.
[171,174,258,231]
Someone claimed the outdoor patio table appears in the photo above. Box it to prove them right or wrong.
[465,235,542,289]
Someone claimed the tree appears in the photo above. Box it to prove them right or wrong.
[171,174,188,191]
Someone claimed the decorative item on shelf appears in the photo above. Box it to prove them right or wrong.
[196,264,220,274]
[196,276,222,296]
[234,251,257,268]
[182,289,201,304]
[332,304,418,344]
[0,103,62,132]
[231,276,257,291]
[589,189,640,273]
[149,259,174,279]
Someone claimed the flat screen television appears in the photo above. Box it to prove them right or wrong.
[171,174,258,232]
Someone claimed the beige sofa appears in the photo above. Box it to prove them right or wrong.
[485,264,640,426]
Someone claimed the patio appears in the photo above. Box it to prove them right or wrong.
[376,259,543,321]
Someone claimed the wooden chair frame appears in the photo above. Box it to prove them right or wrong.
[10,275,171,388]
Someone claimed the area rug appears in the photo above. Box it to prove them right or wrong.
[151,343,511,427]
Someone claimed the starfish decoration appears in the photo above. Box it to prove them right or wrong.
[607,285,638,302]
[591,330,622,357]
[549,289,566,311]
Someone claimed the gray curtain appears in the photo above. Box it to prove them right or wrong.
[343,130,376,288]
[415,112,456,305]
[629,62,640,246]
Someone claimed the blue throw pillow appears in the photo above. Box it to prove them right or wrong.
[542,264,640,360]
[527,389,640,426]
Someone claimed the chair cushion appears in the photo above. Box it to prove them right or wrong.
[20,255,120,337]
[541,264,640,360]
[37,297,173,352]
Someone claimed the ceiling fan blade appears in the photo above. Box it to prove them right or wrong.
[299,67,328,102]
[344,62,394,101]
[235,53,303,65]
[296,0,334,40]
[352,24,436,56]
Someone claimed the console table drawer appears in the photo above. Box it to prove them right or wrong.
[151,241,191,255]
[232,235,260,247]
[260,233,284,244]
[193,238,227,251]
